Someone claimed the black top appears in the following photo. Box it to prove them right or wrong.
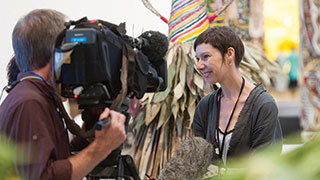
[193,84,283,165]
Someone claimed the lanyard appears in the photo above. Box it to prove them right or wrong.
[26,71,69,140]
[25,71,55,97]
[25,71,50,87]
[215,77,245,159]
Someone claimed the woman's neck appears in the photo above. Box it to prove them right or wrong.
[219,71,244,100]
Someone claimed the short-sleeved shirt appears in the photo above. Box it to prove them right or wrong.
[193,84,283,165]
[0,72,72,180]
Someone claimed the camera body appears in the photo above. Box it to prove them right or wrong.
[54,18,168,108]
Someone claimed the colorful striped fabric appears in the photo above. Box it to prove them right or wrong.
[208,12,227,27]
[168,0,209,43]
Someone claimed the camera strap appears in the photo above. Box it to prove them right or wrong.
[109,43,130,111]
[23,72,96,138]
[52,89,97,138]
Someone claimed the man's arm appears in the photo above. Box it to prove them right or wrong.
[68,108,126,180]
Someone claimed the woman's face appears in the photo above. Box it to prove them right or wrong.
[195,43,226,84]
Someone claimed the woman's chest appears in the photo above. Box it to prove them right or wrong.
[218,100,246,132]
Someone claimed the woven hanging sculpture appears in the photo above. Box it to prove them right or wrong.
[168,0,209,42]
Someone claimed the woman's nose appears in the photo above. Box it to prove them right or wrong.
[196,60,205,70]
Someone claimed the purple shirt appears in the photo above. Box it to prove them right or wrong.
[0,72,72,180]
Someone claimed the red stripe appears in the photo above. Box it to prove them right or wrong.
[160,16,168,23]
[208,14,217,22]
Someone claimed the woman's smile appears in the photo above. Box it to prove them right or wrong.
[201,71,212,78]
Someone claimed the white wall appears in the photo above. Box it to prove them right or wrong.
[0,0,171,102]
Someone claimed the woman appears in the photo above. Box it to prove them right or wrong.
[193,26,282,166]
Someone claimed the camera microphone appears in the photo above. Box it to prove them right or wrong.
[136,30,169,92]
[139,30,169,62]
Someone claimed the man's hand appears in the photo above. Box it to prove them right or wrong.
[93,108,126,155]
[69,108,126,180]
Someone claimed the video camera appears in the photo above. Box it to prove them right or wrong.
[53,17,168,179]
[54,17,168,109]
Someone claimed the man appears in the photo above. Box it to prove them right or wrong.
[0,9,126,180]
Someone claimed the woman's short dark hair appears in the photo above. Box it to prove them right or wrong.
[12,9,66,72]
[194,26,245,68]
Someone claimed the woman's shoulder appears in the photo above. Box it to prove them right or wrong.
[198,90,219,106]
[251,84,277,108]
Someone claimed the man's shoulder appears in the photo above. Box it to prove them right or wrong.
[10,84,43,101]
[1,80,49,110]
[0,86,46,132]
[1,91,44,114]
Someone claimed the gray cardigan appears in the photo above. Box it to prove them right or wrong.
[193,84,283,164]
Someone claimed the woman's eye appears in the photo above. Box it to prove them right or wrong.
[204,54,210,59]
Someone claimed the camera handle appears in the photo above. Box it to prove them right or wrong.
[82,101,141,180]
[94,117,110,130]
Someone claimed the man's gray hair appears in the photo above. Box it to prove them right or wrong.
[12,9,66,72]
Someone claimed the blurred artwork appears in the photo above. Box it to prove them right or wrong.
[224,0,250,40]
[301,59,320,131]
[300,0,320,59]
[224,0,264,48]
[207,0,227,26]
[300,0,320,131]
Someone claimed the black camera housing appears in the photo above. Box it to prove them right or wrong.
[55,18,167,108]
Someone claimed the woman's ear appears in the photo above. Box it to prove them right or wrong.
[225,47,235,64]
